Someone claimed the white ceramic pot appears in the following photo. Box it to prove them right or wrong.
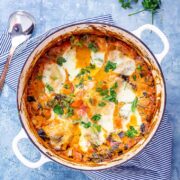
[12,23,169,170]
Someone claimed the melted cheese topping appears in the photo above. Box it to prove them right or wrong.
[117,81,136,103]
[108,50,136,75]
[98,103,115,134]
[119,104,142,131]
[91,51,105,68]
[42,63,66,94]
[62,48,80,81]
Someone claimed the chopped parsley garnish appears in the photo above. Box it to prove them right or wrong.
[76,63,96,78]
[36,75,43,80]
[87,63,96,69]
[67,107,74,117]
[92,114,101,122]
[98,83,118,104]
[70,35,75,44]
[81,121,91,128]
[98,102,106,107]
[112,82,118,89]
[70,35,83,47]
[92,124,102,132]
[75,78,84,88]
[103,88,118,104]
[88,76,92,80]
[45,84,54,92]
[64,84,70,89]
[96,88,109,96]
[137,65,142,71]
[75,41,83,47]
[131,97,138,112]
[97,81,103,86]
[57,56,66,66]
[77,68,90,77]
[52,94,74,117]
[53,104,64,115]
[125,126,138,138]
[88,42,98,52]
[104,61,117,72]
[133,75,137,81]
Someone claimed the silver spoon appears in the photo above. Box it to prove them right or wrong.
[0,10,35,92]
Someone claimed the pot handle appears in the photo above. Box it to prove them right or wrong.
[12,128,51,168]
[132,24,169,64]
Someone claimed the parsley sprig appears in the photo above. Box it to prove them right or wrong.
[57,56,66,66]
[131,97,138,112]
[128,0,161,24]
[125,126,138,138]
[104,61,117,72]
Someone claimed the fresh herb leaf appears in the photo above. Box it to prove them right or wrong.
[77,68,90,77]
[96,88,109,96]
[133,75,137,81]
[137,65,142,71]
[46,84,54,92]
[92,124,102,132]
[112,82,118,89]
[131,97,138,112]
[75,41,83,47]
[70,35,83,47]
[88,42,98,52]
[67,107,74,117]
[70,35,75,44]
[119,0,138,9]
[103,89,118,104]
[88,76,92,80]
[104,61,117,72]
[98,102,106,107]
[87,63,96,69]
[125,126,138,138]
[92,114,101,122]
[75,78,84,88]
[64,84,70,89]
[102,83,118,104]
[81,121,91,128]
[97,81,103,86]
[53,104,64,115]
[72,119,82,124]
[57,56,66,66]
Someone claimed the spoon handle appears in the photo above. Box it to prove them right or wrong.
[0,47,16,92]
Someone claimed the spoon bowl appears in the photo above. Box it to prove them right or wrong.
[0,10,35,92]
[8,10,36,46]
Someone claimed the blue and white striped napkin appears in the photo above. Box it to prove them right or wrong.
[0,14,172,180]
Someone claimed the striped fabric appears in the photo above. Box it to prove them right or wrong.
[0,14,172,180]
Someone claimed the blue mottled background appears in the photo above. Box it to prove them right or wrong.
[0,0,179,179]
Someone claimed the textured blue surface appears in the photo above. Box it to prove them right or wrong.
[0,0,179,180]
